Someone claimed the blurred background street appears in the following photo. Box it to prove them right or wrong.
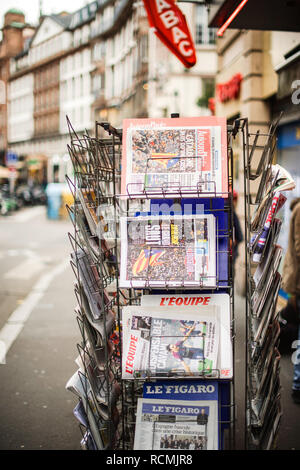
[0,206,81,450]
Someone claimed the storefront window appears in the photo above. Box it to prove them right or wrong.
[195,5,216,46]
[277,122,300,253]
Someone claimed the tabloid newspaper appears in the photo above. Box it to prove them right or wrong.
[141,293,233,379]
[133,380,219,450]
[121,117,228,198]
[122,306,219,379]
[119,214,216,288]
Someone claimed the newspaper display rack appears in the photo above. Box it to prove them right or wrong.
[238,115,295,449]
[65,115,237,450]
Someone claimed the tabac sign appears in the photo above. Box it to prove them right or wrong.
[142,0,196,68]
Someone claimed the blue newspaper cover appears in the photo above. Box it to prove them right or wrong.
[133,380,219,450]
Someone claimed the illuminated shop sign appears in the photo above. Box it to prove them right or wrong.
[216,73,243,103]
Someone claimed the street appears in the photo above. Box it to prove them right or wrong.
[0,206,299,450]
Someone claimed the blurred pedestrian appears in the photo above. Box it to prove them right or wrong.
[232,190,243,274]
[282,197,300,404]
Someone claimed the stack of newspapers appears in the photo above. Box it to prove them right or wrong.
[65,120,124,450]
[246,130,295,448]
[119,117,233,450]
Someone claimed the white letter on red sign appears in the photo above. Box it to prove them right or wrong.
[155,0,171,14]
[178,40,193,57]
[160,10,179,29]
[172,26,187,44]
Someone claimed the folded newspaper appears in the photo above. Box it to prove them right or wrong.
[71,249,112,320]
[121,117,228,198]
[134,380,219,450]
[119,214,217,288]
[122,306,219,379]
[77,188,98,237]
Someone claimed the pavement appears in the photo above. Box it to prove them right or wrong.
[0,206,81,450]
[0,206,299,451]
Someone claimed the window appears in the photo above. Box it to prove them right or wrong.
[72,77,75,99]
[93,42,105,61]
[209,28,216,45]
[195,5,216,45]
[82,25,89,43]
[197,78,215,108]
[100,72,105,90]
[80,74,83,96]
[74,28,81,46]
[110,65,115,98]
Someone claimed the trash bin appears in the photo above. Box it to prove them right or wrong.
[45,183,63,220]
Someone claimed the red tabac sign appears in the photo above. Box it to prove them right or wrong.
[142,0,196,68]
[216,74,243,103]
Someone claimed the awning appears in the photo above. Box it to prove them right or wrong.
[208,0,300,33]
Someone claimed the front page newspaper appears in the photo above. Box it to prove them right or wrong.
[119,214,216,288]
[134,380,219,450]
[121,117,228,198]
[122,306,219,379]
[141,293,233,379]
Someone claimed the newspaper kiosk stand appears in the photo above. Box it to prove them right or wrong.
[237,115,290,449]
[65,116,237,450]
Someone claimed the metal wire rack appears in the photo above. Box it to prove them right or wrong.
[237,116,284,450]
[65,116,237,450]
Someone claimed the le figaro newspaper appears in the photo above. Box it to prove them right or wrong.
[121,117,228,197]
[134,380,219,450]
[122,306,220,379]
[119,214,217,289]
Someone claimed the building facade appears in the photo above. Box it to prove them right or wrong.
[0,9,34,166]
[6,0,217,182]
[213,28,300,292]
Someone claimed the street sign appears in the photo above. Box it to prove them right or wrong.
[6,151,18,168]
[142,0,197,68]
